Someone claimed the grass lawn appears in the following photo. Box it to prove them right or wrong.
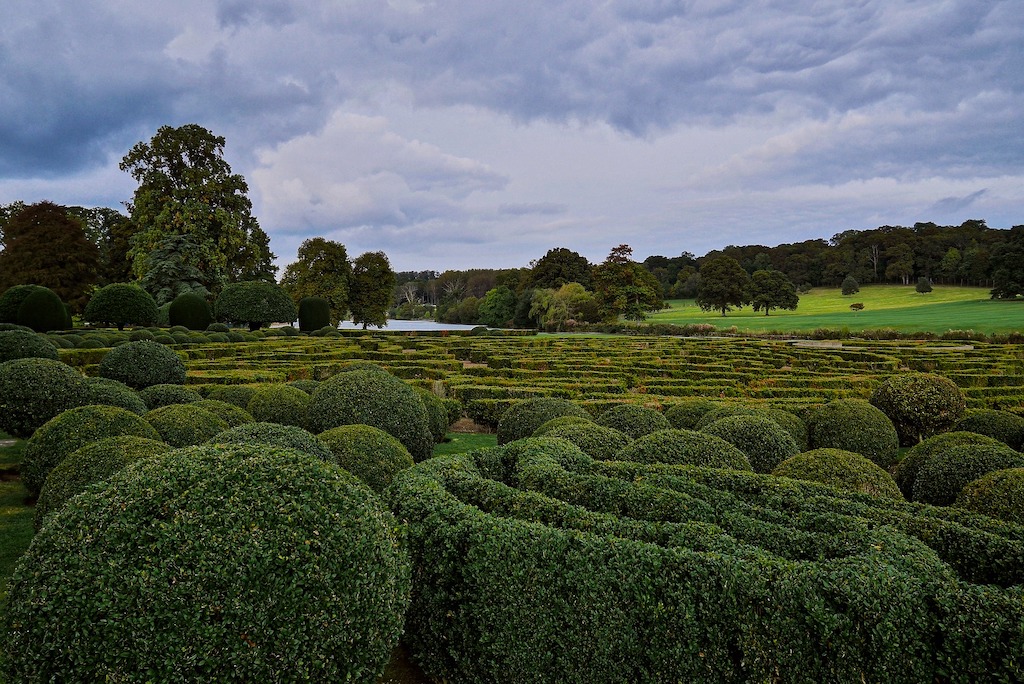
[433,432,497,456]
[648,284,1024,334]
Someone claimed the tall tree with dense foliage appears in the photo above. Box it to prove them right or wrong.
[989,226,1024,299]
[695,255,750,316]
[349,251,396,329]
[528,248,593,290]
[120,124,276,293]
[478,286,517,327]
[841,275,860,295]
[591,245,664,322]
[214,281,297,331]
[0,201,100,312]
[138,234,212,305]
[280,238,351,325]
[749,270,799,316]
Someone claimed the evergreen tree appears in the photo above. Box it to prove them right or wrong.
[841,275,860,296]
[591,245,663,322]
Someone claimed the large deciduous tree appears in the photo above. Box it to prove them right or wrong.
[214,281,297,331]
[695,255,750,316]
[528,248,593,290]
[478,286,517,328]
[989,226,1024,299]
[591,245,663,322]
[280,238,352,326]
[120,124,276,294]
[349,251,396,330]
[749,269,799,316]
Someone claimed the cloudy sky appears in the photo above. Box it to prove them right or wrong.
[2,1,1021,273]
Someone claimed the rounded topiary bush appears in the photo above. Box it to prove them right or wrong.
[0,285,50,324]
[246,384,311,427]
[952,409,1024,450]
[128,329,156,341]
[206,322,230,333]
[701,415,800,473]
[0,357,86,439]
[807,399,900,469]
[206,384,259,408]
[664,399,722,430]
[194,399,254,427]
[83,377,147,415]
[496,397,590,445]
[298,296,332,332]
[139,383,203,410]
[693,404,763,430]
[594,404,671,439]
[168,292,213,331]
[20,404,161,497]
[4,444,412,682]
[307,369,435,462]
[34,436,171,530]
[616,429,752,470]
[870,372,967,445]
[210,422,335,462]
[532,415,595,436]
[415,387,450,443]
[763,409,809,451]
[99,340,186,389]
[144,404,229,447]
[318,424,416,493]
[288,379,321,395]
[215,281,297,331]
[772,448,902,499]
[956,468,1024,524]
[893,431,1002,499]
[0,329,59,362]
[83,283,158,330]
[912,443,1024,506]
[16,286,67,333]
[541,422,633,461]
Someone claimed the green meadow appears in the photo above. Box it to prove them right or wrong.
[649,284,1024,334]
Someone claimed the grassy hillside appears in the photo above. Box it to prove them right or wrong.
[648,285,1024,334]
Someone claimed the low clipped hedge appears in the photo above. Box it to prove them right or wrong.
[83,377,147,415]
[894,431,1003,500]
[957,469,1024,525]
[870,372,966,445]
[318,424,416,493]
[246,384,311,427]
[0,329,59,362]
[139,383,203,410]
[144,404,229,447]
[496,397,590,445]
[616,429,751,470]
[772,448,902,499]
[807,399,900,469]
[4,444,412,682]
[209,422,335,463]
[34,436,171,530]
[20,404,161,498]
[594,404,670,439]
[99,340,186,389]
[0,357,86,438]
[701,415,800,473]
[912,444,1024,506]
[540,423,633,461]
[664,399,721,430]
[193,399,254,427]
[952,409,1024,450]
[387,442,1024,682]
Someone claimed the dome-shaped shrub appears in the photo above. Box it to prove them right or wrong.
[99,340,186,389]
[246,384,311,427]
[532,415,595,436]
[415,386,450,443]
[83,377,147,415]
[307,369,434,462]
[952,409,1024,450]
[870,372,967,445]
[144,404,229,447]
[0,285,50,324]
[541,422,633,461]
[194,399,254,427]
[616,429,752,470]
[772,449,902,499]
[206,322,230,333]
[34,436,171,530]
[16,286,67,333]
[763,408,809,451]
[318,424,415,493]
[807,399,900,469]
[496,397,590,445]
[214,281,297,331]
[693,404,762,430]
[0,329,59,362]
[594,404,671,439]
[0,357,86,439]
[3,444,412,682]
[128,329,156,341]
[893,431,1002,499]
[664,399,722,430]
[168,292,213,331]
[206,384,259,408]
[956,468,1024,525]
[288,379,321,394]
[45,334,75,349]
[701,415,800,473]
[20,405,160,497]
[83,283,157,330]
[912,443,1024,506]
[207,332,230,343]
[209,422,334,462]
[298,296,331,332]
[139,383,203,410]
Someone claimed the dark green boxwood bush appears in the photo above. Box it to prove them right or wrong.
[0,357,86,439]
[128,329,156,341]
[694,404,763,430]
[415,386,450,443]
[139,383,203,410]
[34,436,171,530]
[17,286,67,332]
[206,384,259,408]
[83,377,147,415]
[318,424,416,493]
[616,429,751,470]
[773,448,902,499]
[894,431,1003,499]
[4,444,412,682]
[207,332,230,343]
[0,285,50,324]
[541,423,633,461]
[664,399,721,430]
[206,322,230,333]
[496,397,590,445]
[532,415,595,436]
[194,399,254,427]
[246,383,311,427]
[807,399,900,468]
[870,372,967,445]
[98,340,186,389]
[298,296,331,332]
[168,292,213,331]
[763,409,809,451]
[20,404,160,497]
[952,409,1024,450]
[209,422,334,462]
[45,333,75,349]
[288,379,321,394]
[0,329,59,362]
[912,444,1024,506]
[307,368,434,462]
[83,283,157,330]
[154,334,176,345]
[214,281,297,331]
[594,404,670,439]
[144,404,229,447]
[957,468,1024,525]
[701,415,800,473]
